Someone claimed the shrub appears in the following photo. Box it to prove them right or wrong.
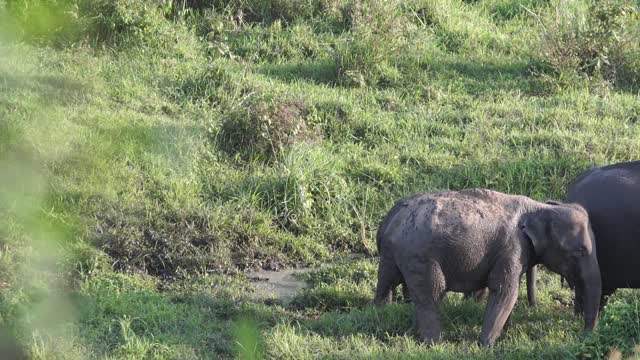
[409,0,506,54]
[226,21,325,63]
[177,60,242,106]
[3,0,189,48]
[540,0,640,88]
[218,96,320,160]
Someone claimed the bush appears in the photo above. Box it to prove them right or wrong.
[3,0,190,48]
[540,0,640,88]
[177,60,242,106]
[218,96,320,160]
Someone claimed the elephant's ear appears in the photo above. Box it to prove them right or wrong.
[520,209,552,257]
[546,200,562,205]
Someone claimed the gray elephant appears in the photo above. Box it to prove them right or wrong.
[565,161,640,314]
[374,189,601,346]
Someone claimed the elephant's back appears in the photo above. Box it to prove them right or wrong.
[396,190,511,259]
[568,163,640,214]
[422,190,518,289]
[382,189,515,240]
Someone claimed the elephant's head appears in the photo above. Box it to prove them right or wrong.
[519,204,601,331]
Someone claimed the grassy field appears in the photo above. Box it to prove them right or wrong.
[1,0,640,358]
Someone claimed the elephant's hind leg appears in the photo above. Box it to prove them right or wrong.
[374,257,402,305]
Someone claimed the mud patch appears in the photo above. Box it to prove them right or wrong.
[248,268,310,304]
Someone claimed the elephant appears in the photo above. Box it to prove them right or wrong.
[373,189,601,346]
[563,161,640,314]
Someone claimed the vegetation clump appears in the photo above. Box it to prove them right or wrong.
[219,96,320,160]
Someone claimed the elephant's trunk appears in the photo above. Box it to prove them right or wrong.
[580,256,602,331]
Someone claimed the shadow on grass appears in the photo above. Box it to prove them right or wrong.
[0,71,91,104]
[361,342,579,360]
[296,294,487,340]
[259,59,338,86]
[418,57,553,97]
[260,55,555,97]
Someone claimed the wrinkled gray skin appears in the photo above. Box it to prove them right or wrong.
[374,189,601,346]
[563,161,640,315]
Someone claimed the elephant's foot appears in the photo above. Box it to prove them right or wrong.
[417,321,442,345]
[415,302,443,345]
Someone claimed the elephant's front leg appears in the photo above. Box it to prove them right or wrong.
[405,263,446,344]
[480,266,521,346]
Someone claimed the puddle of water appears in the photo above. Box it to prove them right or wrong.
[248,268,310,303]
[247,255,370,304]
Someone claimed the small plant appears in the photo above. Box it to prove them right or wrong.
[218,96,320,160]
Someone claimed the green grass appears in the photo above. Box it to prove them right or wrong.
[1,0,640,358]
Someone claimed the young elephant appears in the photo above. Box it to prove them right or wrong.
[374,189,601,346]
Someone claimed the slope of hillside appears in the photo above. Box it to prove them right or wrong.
[1,0,640,358]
